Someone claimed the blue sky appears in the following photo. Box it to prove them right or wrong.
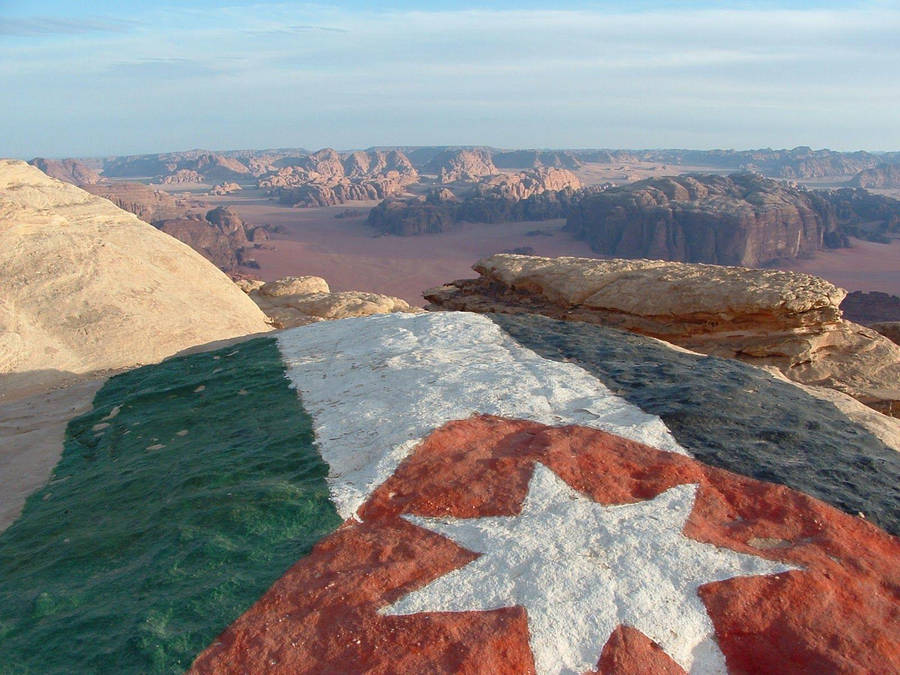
[1,1,898,157]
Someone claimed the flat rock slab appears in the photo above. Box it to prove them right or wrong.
[492,313,900,534]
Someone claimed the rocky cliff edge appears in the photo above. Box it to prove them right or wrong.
[426,254,900,416]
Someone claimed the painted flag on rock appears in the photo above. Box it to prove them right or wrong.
[190,415,899,674]
[1,312,897,673]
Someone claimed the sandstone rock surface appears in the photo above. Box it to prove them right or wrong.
[0,159,270,387]
[81,181,183,222]
[241,276,419,328]
[871,322,900,345]
[426,254,900,415]
[258,276,330,297]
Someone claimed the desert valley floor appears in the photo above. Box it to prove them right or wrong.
[201,190,900,306]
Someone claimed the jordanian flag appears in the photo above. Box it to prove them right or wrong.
[1,312,897,673]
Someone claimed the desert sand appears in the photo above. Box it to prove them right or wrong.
[0,377,104,532]
[211,193,599,305]
[775,238,900,296]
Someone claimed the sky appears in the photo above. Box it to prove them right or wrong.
[1,1,899,158]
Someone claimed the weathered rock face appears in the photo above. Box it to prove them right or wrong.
[0,159,270,383]
[242,276,420,327]
[425,254,900,416]
[28,157,100,185]
[565,173,900,265]
[80,181,184,223]
[423,149,498,183]
[849,163,900,188]
[155,207,251,272]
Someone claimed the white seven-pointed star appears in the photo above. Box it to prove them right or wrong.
[382,463,799,674]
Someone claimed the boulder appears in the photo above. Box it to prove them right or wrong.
[426,254,900,416]
[259,276,330,297]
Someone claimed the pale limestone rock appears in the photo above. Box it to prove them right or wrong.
[259,276,330,297]
[426,254,900,416]
[0,159,271,390]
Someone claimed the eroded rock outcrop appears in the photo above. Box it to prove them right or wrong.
[491,149,582,170]
[102,150,251,183]
[81,181,184,222]
[423,149,498,183]
[425,254,900,416]
[154,206,253,272]
[241,275,420,327]
[258,148,418,207]
[565,173,900,265]
[473,168,581,200]
[0,159,270,386]
[849,164,900,189]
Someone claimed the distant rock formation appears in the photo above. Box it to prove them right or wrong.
[367,186,582,236]
[367,169,587,236]
[81,181,184,223]
[872,322,900,345]
[473,168,581,200]
[238,276,420,328]
[258,148,418,207]
[565,173,900,266]
[606,147,893,179]
[0,159,270,385]
[154,206,258,272]
[102,150,251,183]
[423,149,498,183]
[840,291,900,325]
[491,150,582,170]
[209,182,242,195]
[426,254,900,416]
[28,157,100,185]
[850,164,900,189]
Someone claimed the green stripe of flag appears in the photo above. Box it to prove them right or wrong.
[0,337,341,674]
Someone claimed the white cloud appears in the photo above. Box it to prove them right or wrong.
[1,4,898,156]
